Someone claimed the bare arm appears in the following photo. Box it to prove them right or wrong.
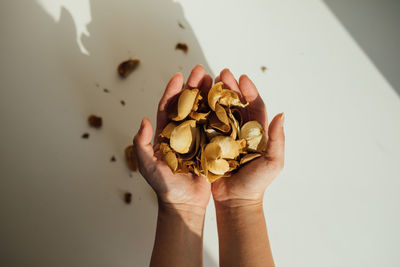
[215,200,274,267]
[133,65,213,267]
[150,203,205,267]
[211,69,285,267]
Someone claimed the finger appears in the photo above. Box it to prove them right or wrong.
[186,64,205,89]
[219,68,241,95]
[265,113,285,170]
[156,73,184,137]
[239,75,268,130]
[199,74,212,95]
[214,75,221,83]
[134,118,156,175]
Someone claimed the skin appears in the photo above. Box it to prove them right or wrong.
[133,65,285,267]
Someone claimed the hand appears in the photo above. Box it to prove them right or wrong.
[133,65,213,211]
[211,69,285,207]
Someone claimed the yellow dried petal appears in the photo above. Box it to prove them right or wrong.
[164,151,178,171]
[160,122,177,139]
[170,120,197,153]
[239,120,267,152]
[180,127,201,160]
[172,89,199,121]
[227,159,240,171]
[215,103,230,125]
[208,159,230,175]
[189,111,210,121]
[203,126,221,140]
[210,136,242,159]
[240,153,262,164]
[219,89,249,108]
[206,172,224,183]
[208,82,223,111]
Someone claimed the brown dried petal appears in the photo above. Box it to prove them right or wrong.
[118,59,140,78]
[88,115,102,128]
[209,112,230,133]
[125,145,138,171]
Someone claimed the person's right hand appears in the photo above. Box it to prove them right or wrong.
[211,69,285,207]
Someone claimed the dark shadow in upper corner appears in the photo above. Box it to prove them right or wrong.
[0,0,217,266]
[324,0,400,96]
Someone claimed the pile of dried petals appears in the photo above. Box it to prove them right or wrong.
[159,82,267,183]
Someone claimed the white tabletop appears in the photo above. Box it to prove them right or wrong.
[1,0,399,266]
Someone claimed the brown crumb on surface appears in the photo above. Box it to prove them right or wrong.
[110,155,116,162]
[120,100,125,106]
[81,133,89,139]
[95,83,99,87]
[175,43,188,54]
[125,145,138,171]
[88,115,102,128]
[261,66,267,72]
[124,192,132,204]
[178,22,185,29]
[129,173,132,177]
[103,88,109,93]
[118,59,140,78]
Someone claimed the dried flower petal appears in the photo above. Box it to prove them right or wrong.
[172,89,200,121]
[240,153,262,164]
[170,120,197,153]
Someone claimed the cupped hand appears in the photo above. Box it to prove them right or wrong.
[133,65,213,210]
[211,69,285,206]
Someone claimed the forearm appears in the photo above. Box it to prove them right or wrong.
[150,201,206,267]
[215,199,275,267]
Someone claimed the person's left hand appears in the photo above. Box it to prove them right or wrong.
[133,65,213,210]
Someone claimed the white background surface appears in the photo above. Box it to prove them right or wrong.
[1,0,400,266]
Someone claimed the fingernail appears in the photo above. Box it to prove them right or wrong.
[280,113,285,126]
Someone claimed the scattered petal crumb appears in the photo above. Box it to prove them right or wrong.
[120,100,125,106]
[118,59,140,78]
[175,43,188,54]
[125,145,138,171]
[110,155,116,162]
[261,66,267,72]
[103,88,109,93]
[124,192,132,204]
[81,133,89,139]
[88,115,102,128]
[178,22,185,29]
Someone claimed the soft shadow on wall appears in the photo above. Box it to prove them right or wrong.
[0,0,216,266]
[324,0,400,96]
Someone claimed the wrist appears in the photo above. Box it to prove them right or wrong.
[158,200,206,234]
[158,201,206,217]
[214,198,263,209]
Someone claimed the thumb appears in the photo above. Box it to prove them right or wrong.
[265,113,285,171]
[133,118,156,173]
